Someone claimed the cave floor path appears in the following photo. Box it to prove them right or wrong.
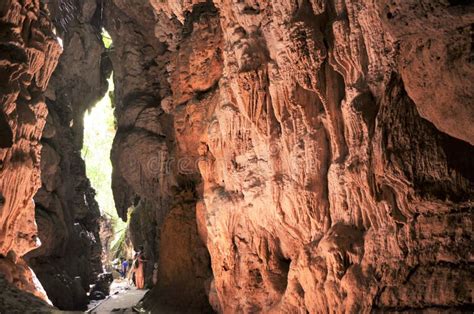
[88,280,148,313]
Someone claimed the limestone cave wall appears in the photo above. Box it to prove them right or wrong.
[106,0,473,312]
[0,0,107,310]
[0,0,472,313]
[103,0,213,311]
[0,0,61,306]
[26,0,109,310]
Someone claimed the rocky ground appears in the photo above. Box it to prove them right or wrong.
[88,279,148,313]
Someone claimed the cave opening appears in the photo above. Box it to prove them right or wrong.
[79,29,138,306]
[81,71,129,264]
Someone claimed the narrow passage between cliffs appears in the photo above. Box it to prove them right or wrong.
[80,30,149,310]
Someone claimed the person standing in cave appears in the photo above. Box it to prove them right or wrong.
[121,258,129,279]
[134,248,146,289]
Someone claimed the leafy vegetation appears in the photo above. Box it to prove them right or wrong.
[81,74,127,258]
[102,29,113,49]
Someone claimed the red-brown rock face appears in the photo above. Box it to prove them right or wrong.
[25,0,108,309]
[2,0,468,312]
[0,0,60,303]
[139,0,473,312]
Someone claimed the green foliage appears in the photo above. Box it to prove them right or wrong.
[81,74,126,253]
[110,224,128,259]
[109,209,133,259]
[101,29,113,49]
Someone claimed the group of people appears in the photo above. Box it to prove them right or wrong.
[116,249,146,289]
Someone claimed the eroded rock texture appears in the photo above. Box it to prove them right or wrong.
[3,0,467,312]
[26,0,108,310]
[107,0,473,312]
[0,0,60,306]
[0,275,54,312]
[104,1,213,311]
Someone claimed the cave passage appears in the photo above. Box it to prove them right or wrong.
[82,72,128,257]
[81,29,131,264]
[75,28,150,311]
[1,0,472,312]
[81,73,146,309]
[82,79,115,214]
